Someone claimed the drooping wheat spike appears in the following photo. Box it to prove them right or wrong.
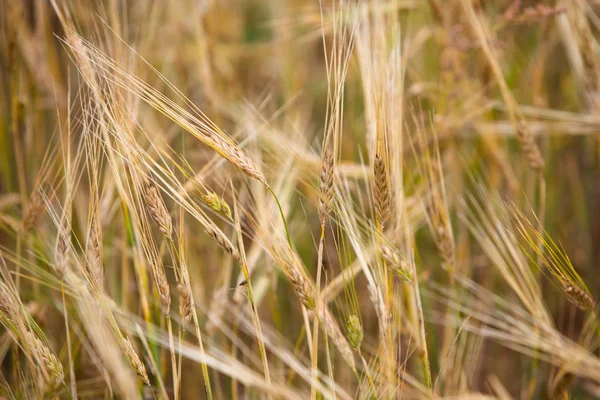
[511,204,595,311]
[217,139,268,185]
[373,152,391,227]
[86,219,103,292]
[201,191,232,221]
[0,274,65,393]
[65,33,268,187]
[380,245,412,282]
[28,333,65,393]
[151,259,171,316]
[346,314,363,350]
[177,283,192,326]
[562,280,595,311]
[515,121,545,172]
[144,179,173,239]
[287,266,315,309]
[319,146,334,225]
[204,225,242,265]
[121,336,150,386]
[276,246,356,370]
[433,224,455,272]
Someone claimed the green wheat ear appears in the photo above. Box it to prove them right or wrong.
[347,314,363,350]
[201,190,232,221]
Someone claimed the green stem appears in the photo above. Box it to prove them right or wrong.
[268,186,291,247]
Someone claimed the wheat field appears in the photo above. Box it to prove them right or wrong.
[1,0,600,399]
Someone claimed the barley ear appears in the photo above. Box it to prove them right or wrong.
[144,180,173,239]
[319,147,334,225]
[201,191,232,221]
[373,153,391,227]
[177,283,192,326]
[121,337,150,386]
[346,314,363,350]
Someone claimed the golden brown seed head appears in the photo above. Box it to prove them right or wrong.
[219,139,267,185]
[515,121,544,171]
[204,225,242,264]
[86,220,103,292]
[562,280,594,311]
[121,337,150,386]
[434,225,455,271]
[373,153,391,227]
[177,284,192,325]
[287,267,315,309]
[319,147,334,225]
[154,266,171,316]
[30,334,64,392]
[144,180,173,239]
